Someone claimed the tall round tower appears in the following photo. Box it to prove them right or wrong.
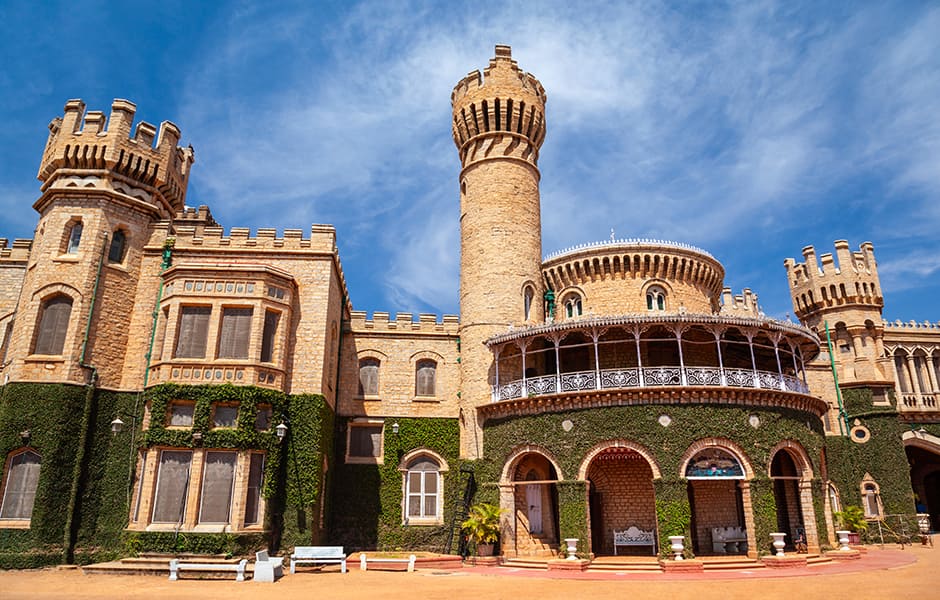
[452,45,547,457]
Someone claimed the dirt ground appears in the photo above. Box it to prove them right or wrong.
[0,545,936,600]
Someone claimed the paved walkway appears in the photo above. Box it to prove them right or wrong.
[0,545,935,599]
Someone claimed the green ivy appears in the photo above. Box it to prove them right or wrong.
[556,480,588,557]
[330,417,461,551]
[654,480,692,557]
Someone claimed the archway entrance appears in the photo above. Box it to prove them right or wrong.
[585,447,657,556]
[509,453,559,556]
[770,450,805,550]
[685,447,747,555]
[907,440,940,531]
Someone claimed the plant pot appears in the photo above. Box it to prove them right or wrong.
[477,543,494,557]
[847,532,860,545]
[668,535,685,561]
[836,530,851,551]
[770,532,786,557]
[563,538,579,561]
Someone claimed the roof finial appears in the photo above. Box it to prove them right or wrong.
[610,228,615,242]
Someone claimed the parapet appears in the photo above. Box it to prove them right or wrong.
[784,241,882,320]
[172,205,219,235]
[37,99,194,213]
[348,310,460,335]
[720,287,761,318]
[0,238,33,264]
[451,45,547,162]
[164,223,338,254]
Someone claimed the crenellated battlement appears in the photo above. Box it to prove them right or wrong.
[37,99,194,214]
[719,287,761,318]
[0,238,33,264]
[348,310,460,335]
[451,45,547,168]
[885,319,940,331]
[155,222,339,254]
[784,240,883,321]
[172,204,219,235]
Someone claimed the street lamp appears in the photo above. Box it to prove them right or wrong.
[275,421,288,442]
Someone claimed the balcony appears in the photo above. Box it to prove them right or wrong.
[493,366,808,401]
[147,361,285,390]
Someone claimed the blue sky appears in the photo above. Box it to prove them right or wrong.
[1,1,938,323]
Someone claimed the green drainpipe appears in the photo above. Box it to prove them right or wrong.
[143,238,174,387]
[64,233,109,562]
[824,320,850,436]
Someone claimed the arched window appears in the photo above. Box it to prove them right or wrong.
[0,450,41,520]
[66,221,83,254]
[523,286,535,321]
[684,448,745,478]
[563,294,582,319]
[358,358,380,396]
[108,229,126,263]
[33,295,73,355]
[404,456,441,523]
[646,286,666,311]
[861,478,882,519]
[828,482,841,514]
[415,359,436,397]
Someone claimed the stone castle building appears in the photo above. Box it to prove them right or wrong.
[0,46,937,566]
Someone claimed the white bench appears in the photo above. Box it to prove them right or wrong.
[290,546,347,574]
[613,526,657,555]
[359,553,416,572]
[253,550,283,582]
[712,526,748,554]
[168,558,248,581]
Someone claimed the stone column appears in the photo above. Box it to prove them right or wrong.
[739,481,758,559]
[499,484,517,557]
[798,480,820,553]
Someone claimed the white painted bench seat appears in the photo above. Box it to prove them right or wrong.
[712,526,748,554]
[358,553,417,572]
[290,546,348,574]
[613,526,657,555]
[168,558,248,581]
[253,550,283,582]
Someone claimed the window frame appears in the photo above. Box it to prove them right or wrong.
[357,357,381,398]
[107,228,127,264]
[65,220,83,254]
[211,404,238,429]
[0,449,42,524]
[216,306,253,360]
[415,359,437,398]
[646,285,667,312]
[33,294,73,356]
[562,293,582,319]
[167,401,195,428]
[399,449,448,526]
[197,450,238,525]
[173,305,212,359]
[346,420,385,465]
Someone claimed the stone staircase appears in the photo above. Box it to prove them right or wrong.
[512,534,558,558]
[587,556,661,572]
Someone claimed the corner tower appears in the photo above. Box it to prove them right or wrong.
[3,99,193,387]
[784,241,894,410]
[452,45,547,457]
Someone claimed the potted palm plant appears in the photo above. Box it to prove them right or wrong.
[834,505,868,545]
[461,503,504,556]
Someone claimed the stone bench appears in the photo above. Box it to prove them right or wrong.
[290,546,348,574]
[712,526,748,554]
[613,526,657,555]
[168,558,248,581]
[253,550,283,582]
[358,553,417,572]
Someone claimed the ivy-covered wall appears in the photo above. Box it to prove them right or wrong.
[330,417,461,551]
[474,403,829,557]
[826,387,920,540]
[0,382,333,567]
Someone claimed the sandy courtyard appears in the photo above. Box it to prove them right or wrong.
[0,545,936,600]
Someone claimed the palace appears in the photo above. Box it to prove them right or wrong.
[0,46,937,567]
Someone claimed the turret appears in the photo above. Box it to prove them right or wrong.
[453,46,547,457]
[784,240,892,396]
[1,99,192,388]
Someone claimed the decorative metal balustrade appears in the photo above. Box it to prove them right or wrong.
[492,366,809,401]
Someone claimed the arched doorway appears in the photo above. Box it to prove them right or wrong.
[584,446,658,556]
[501,449,561,557]
[770,451,803,549]
[684,446,748,555]
[905,430,940,531]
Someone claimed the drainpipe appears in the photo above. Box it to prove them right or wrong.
[824,321,850,436]
[63,233,108,563]
[143,238,174,387]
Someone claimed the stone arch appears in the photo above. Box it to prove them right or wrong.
[577,439,662,480]
[767,439,814,481]
[31,282,84,304]
[678,437,754,480]
[499,444,564,484]
[397,447,450,473]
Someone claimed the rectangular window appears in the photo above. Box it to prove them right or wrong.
[169,403,194,427]
[347,424,383,463]
[260,310,279,363]
[217,308,252,359]
[174,306,211,358]
[244,453,265,526]
[151,450,192,523]
[255,405,272,431]
[212,405,238,428]
[198,451,237,524]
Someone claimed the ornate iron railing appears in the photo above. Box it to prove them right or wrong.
[492,366,808,401]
